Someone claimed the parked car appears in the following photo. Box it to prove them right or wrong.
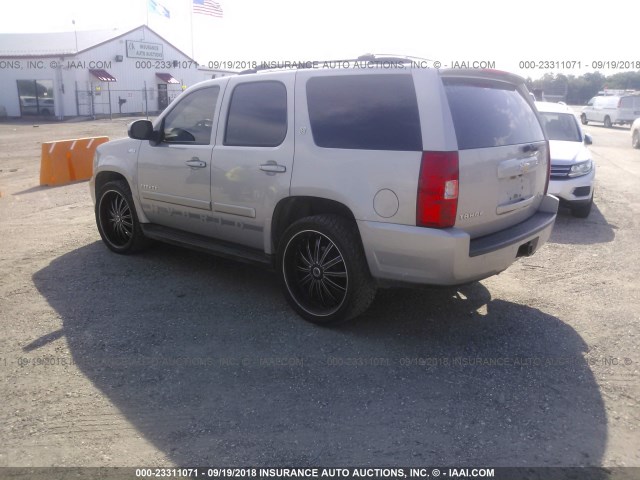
[90,56,558,324]
[632,117,640,149]
[536,101,595,218]
[39,98,55,116]
[581,92,640,127]
[19,96,54,116]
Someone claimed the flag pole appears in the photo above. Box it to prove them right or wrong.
[190,0,195,59]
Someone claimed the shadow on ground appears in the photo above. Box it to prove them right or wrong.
[32,242,607,468]
[550,201,616,245]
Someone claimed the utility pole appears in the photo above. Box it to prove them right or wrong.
[72,20,78,52]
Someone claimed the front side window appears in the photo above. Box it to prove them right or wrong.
[163,86,220,145]
[224,81,287,147]
[306,74,422,151]
[444,78,545,150]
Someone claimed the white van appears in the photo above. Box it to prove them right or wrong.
[581,93,640,127]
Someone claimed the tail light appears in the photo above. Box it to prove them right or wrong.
[417,151,459,228]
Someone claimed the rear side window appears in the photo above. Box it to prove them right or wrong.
[443,78,545,150]
[224,81,287,147]
[306,75,422,151]
[619,96,640,109]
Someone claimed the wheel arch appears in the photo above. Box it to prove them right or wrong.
[270,196,359,254]
[94,169,150,224]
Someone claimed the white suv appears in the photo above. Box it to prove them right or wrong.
[632,117,640,149]
[536,102,595,218]
[91,56,558,324]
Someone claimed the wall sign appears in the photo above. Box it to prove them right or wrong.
[126,40,164,59]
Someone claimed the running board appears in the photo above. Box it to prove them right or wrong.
[141,224,274,269]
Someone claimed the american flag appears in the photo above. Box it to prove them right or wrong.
[193,0,223,18]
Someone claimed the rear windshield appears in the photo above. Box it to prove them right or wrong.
[443,78,545,150]
[539,112,582,142]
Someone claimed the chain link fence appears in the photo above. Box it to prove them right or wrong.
[75,83,184,119]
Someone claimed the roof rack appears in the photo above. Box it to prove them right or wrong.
[238,53,436,75]
[597,89,640,96]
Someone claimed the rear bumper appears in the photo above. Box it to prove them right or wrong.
[358,194,558,286]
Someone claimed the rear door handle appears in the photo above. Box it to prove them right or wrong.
[259,163,287,173]
[186,157,206,168]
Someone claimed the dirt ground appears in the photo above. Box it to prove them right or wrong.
[0,115,638,473]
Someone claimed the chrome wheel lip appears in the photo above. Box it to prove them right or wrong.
[98,189,134,249]
[282,229,349,318]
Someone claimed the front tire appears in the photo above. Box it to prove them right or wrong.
[604,116,612,128]
[278,215,376,325]
[633,130,640,149]
[581,114,588,125]
[96,179,150,254]
[571,195,593,218]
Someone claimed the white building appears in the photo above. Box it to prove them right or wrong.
[0,25,233,119]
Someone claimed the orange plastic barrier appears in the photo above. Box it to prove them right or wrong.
[40,136,109,186]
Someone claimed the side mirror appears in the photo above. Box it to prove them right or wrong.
[584,133,593,145]
[128,119,154,140]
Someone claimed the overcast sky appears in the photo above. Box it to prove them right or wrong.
[1,0,637,78]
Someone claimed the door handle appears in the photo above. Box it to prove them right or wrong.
[259,163,286,173]
[186,157,206,168]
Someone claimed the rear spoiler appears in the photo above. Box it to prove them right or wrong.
[439,69,526,85]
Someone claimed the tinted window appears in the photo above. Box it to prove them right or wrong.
[306,75,422,151]
[539,112,581,142]
[444,78,545,150]
[163,86,219,145]
[224,81,287,147]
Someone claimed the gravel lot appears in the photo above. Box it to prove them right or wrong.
[0,115,638,472]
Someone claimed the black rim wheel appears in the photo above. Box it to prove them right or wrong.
[282,230,348,317]
[98,189,134,249]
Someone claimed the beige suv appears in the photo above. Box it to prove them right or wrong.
[91,56,558,324]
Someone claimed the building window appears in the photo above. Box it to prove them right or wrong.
[17,80,54,116]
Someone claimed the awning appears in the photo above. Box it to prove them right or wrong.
[89,69,117,82]
[156,73,180,84]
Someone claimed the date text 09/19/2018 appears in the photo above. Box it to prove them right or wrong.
[519,60,640,70]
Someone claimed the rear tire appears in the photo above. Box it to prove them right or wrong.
[604,116,612,128]
[581,114,588,125]
[278,214,376,325]
[96,179,150,254]
[633,130,640,149]
[571,195,593,218]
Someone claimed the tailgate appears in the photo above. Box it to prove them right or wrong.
[442,73,548,238]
